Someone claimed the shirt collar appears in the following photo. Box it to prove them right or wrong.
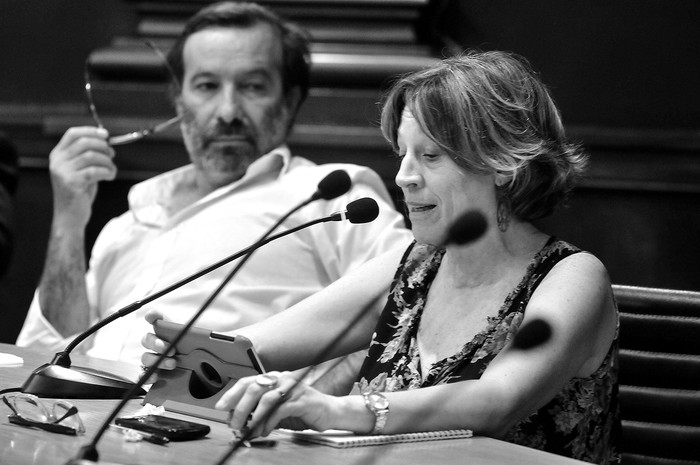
[129,145,291,227]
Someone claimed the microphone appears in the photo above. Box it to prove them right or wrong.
[66,172,366,463]
[512,318,552,350]
[443,210,488,246]
[213,209,488,464]
[440,211,549,351]
[310,169,351,201]
[329,197,379,224]
[22,170,353,401]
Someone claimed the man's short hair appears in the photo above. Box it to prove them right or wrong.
[167,1,311,108]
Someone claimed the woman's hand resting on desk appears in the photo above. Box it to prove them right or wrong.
[215,371,342,437]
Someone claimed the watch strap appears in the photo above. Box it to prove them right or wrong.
[362,391,390,435]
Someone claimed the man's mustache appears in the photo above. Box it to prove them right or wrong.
[202,120,255,144]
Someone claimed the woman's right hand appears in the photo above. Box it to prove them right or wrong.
[140,309,178,373]
[215,371,342,438]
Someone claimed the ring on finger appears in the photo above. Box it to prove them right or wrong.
[255,373,278,389]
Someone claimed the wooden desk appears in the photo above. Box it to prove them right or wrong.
[0,344,586,465]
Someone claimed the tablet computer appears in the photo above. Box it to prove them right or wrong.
[143,320,265,422]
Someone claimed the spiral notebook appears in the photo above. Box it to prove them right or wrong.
[277,428,473,448]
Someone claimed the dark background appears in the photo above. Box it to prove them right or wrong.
[0,0,699,343]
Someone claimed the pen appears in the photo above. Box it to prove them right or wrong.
[232,428,251,448]
[110,424,170,445]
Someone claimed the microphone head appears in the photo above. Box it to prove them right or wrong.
[313,170,352,201]
[445,210,488,246]
[346,198,379,224]
[512,319,552,350]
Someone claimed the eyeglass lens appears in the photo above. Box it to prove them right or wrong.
[84,40,181,146]
[4,394,84,434]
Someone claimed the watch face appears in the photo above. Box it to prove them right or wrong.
[369,393,389,410]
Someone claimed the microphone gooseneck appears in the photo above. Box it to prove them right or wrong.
[215,209,488,464]
[21,171,356,401]
[21,218,349,400]
[68,171,361,463]
[442,211,552,350]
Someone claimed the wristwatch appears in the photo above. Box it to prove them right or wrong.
[362,391,390,434]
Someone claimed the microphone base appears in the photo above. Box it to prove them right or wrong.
[21,363,146,399]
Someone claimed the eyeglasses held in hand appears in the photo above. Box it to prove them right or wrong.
[2,393,86,436]
[83,40,182,146]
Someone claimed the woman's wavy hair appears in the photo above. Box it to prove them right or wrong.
[381,50,587,221]
[167,1,311,115]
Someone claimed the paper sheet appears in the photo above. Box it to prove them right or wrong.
[0,353,23,367]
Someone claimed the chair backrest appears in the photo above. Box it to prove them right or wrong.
[614,284,700,465]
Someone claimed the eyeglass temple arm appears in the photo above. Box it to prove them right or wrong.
[1,396,18,415]
[52,405,79,424]
[107,115,182,146]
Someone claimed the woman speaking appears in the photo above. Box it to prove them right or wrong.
[142,50,619,464]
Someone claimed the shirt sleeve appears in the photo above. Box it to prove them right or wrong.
[15,290,78,352]
[15,214,127,353]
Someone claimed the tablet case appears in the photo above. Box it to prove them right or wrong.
[143,320,265,422]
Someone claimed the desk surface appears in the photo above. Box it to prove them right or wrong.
[0,344,586,465]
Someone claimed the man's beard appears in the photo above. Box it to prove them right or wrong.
[182,116,260,183]
[180,100,291,186]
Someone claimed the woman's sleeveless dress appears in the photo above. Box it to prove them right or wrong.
[357,238,620,464]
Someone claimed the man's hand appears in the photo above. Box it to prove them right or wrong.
[38,126,116,337]
[49,126,116,229]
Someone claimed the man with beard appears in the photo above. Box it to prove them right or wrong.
[16,2,410,371]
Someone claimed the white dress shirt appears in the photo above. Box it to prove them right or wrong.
[17,146,412,363]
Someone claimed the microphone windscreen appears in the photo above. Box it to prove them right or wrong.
[446,210,488,246]
[346,198,379,224]
[512,319,551,350]
[314,170,351,201]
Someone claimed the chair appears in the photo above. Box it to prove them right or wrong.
[614,284,700,465]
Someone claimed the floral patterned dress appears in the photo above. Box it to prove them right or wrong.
[357,238,620,464]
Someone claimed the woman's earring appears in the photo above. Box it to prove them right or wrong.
[496,196,510,232]
[494,174,511,232]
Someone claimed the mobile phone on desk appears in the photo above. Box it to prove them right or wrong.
[115,414,210,441]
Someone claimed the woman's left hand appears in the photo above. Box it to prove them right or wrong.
[216,371,338,438]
